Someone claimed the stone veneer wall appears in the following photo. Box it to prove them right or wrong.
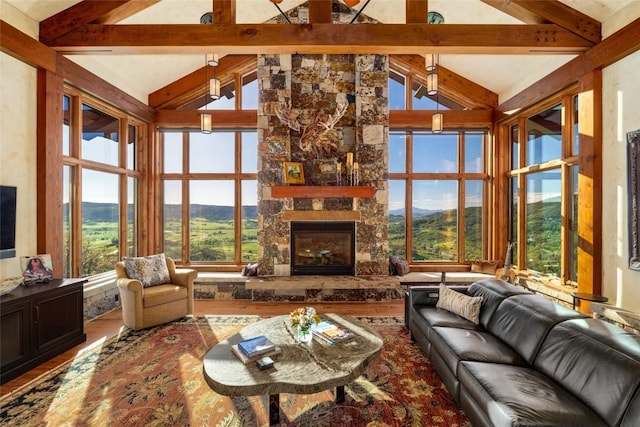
[257,53,389,276]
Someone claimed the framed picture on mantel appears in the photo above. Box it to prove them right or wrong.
[283,162,304,185]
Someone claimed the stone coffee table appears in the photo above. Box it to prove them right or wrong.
[203,313,383,425]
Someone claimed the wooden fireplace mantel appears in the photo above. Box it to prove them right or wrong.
[271,185,375,199]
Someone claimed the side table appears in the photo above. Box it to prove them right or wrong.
[572,292,608,310]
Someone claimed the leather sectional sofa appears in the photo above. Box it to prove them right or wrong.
[408,278,640,427]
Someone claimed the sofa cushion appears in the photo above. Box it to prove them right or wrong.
[487,294,586,364]
[431,327,527,377]
[142,284,188,308]
[414,305,480,331]
[621,388,640,427]
[534,318,640,426]
[458,361,607,427]
[436,284,483,324]
[467,279,532,329]
[123,253,171,288]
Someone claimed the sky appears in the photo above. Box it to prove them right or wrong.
[64,75,561,212]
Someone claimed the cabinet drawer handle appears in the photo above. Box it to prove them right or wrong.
[34,306,39,323]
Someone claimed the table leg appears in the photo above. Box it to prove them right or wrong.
[269,393,280,426]
[335,385,345,403]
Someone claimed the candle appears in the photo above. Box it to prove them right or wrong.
[353,162,359,171]
[346,152,353,168]
[337,163,341,173]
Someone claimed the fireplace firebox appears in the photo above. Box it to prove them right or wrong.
[291,221,355,275]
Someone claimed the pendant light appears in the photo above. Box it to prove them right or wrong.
[432,92,443,134]
[200,55,212,134]
[208,54,220,100]
[426,54,438,96]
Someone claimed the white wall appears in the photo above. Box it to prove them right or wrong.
[601,48,640,312]
[0,51,38,279]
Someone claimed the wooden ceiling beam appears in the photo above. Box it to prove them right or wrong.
[155,110,257,128]
[44,23,593,55]
[481,0,600,44]
[94,0,161,25]
[392,54,498,109]
[213,0,236,24]
[57,55,155,122]
[148,55,256,109]
[406,0,427,23]
[39,0,159,45]
[1,20,57,72]
[498,17,640,113]
[390,110,493,129]
[309,0,332,23]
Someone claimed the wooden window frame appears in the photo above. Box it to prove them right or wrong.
[502,86,580,285]
[62,86,145,278]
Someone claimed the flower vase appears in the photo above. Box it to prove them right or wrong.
[297,325,312,343]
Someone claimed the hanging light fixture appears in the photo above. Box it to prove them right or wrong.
[200,55,212,134]
[425,54,438,72]
[432,91,443,134]
[207,54,221,100]
[427,11,444,134]
[426,69,438,96]
[426,54,439,95]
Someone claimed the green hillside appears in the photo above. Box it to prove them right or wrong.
[389,201,561,274]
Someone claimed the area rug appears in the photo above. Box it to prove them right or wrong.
[0,316,470,426]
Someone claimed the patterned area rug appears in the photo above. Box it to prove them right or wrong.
[0,316,470,426]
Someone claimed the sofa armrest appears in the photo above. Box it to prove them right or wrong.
[409,284,471,307]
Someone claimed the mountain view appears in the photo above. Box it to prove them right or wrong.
[69,198,563,276]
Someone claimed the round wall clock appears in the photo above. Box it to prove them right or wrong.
[427,11,445,24]
[200,12,213,24]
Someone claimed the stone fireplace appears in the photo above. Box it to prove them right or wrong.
[256,52,389,277]
[291,221,355,275]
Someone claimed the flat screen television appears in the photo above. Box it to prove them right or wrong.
[0,185,17,259]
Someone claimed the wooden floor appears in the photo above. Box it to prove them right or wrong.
[0,300,404,397]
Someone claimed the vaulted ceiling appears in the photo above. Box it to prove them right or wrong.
[3,0,638,105]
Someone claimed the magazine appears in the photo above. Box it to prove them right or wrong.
[21,254,54,283]
[312,320,355,344]
[237,335,276,358]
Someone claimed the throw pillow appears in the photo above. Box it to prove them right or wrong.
[436,283,483,324]
[123,253,171,288]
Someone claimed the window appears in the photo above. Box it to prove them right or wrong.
[160,71,258,266]
[63,89,143,277]
[506,93,579,283]
[161,131,257,265]
[389,131,487,264]
[387,62,488,265]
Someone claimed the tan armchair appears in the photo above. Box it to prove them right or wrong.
[115,257,197,330]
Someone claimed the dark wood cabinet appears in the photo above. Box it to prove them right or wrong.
[1,278,86,384]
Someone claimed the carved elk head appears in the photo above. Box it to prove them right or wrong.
[276,93,349,157]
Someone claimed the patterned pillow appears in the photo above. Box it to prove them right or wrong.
[123,254,171,288]
[436,283,483,324]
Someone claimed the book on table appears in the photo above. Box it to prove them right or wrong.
[312,320,355,344]
[237,335,276,358]
[231,343,281,364]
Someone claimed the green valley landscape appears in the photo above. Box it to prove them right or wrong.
[67,199,562,277]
